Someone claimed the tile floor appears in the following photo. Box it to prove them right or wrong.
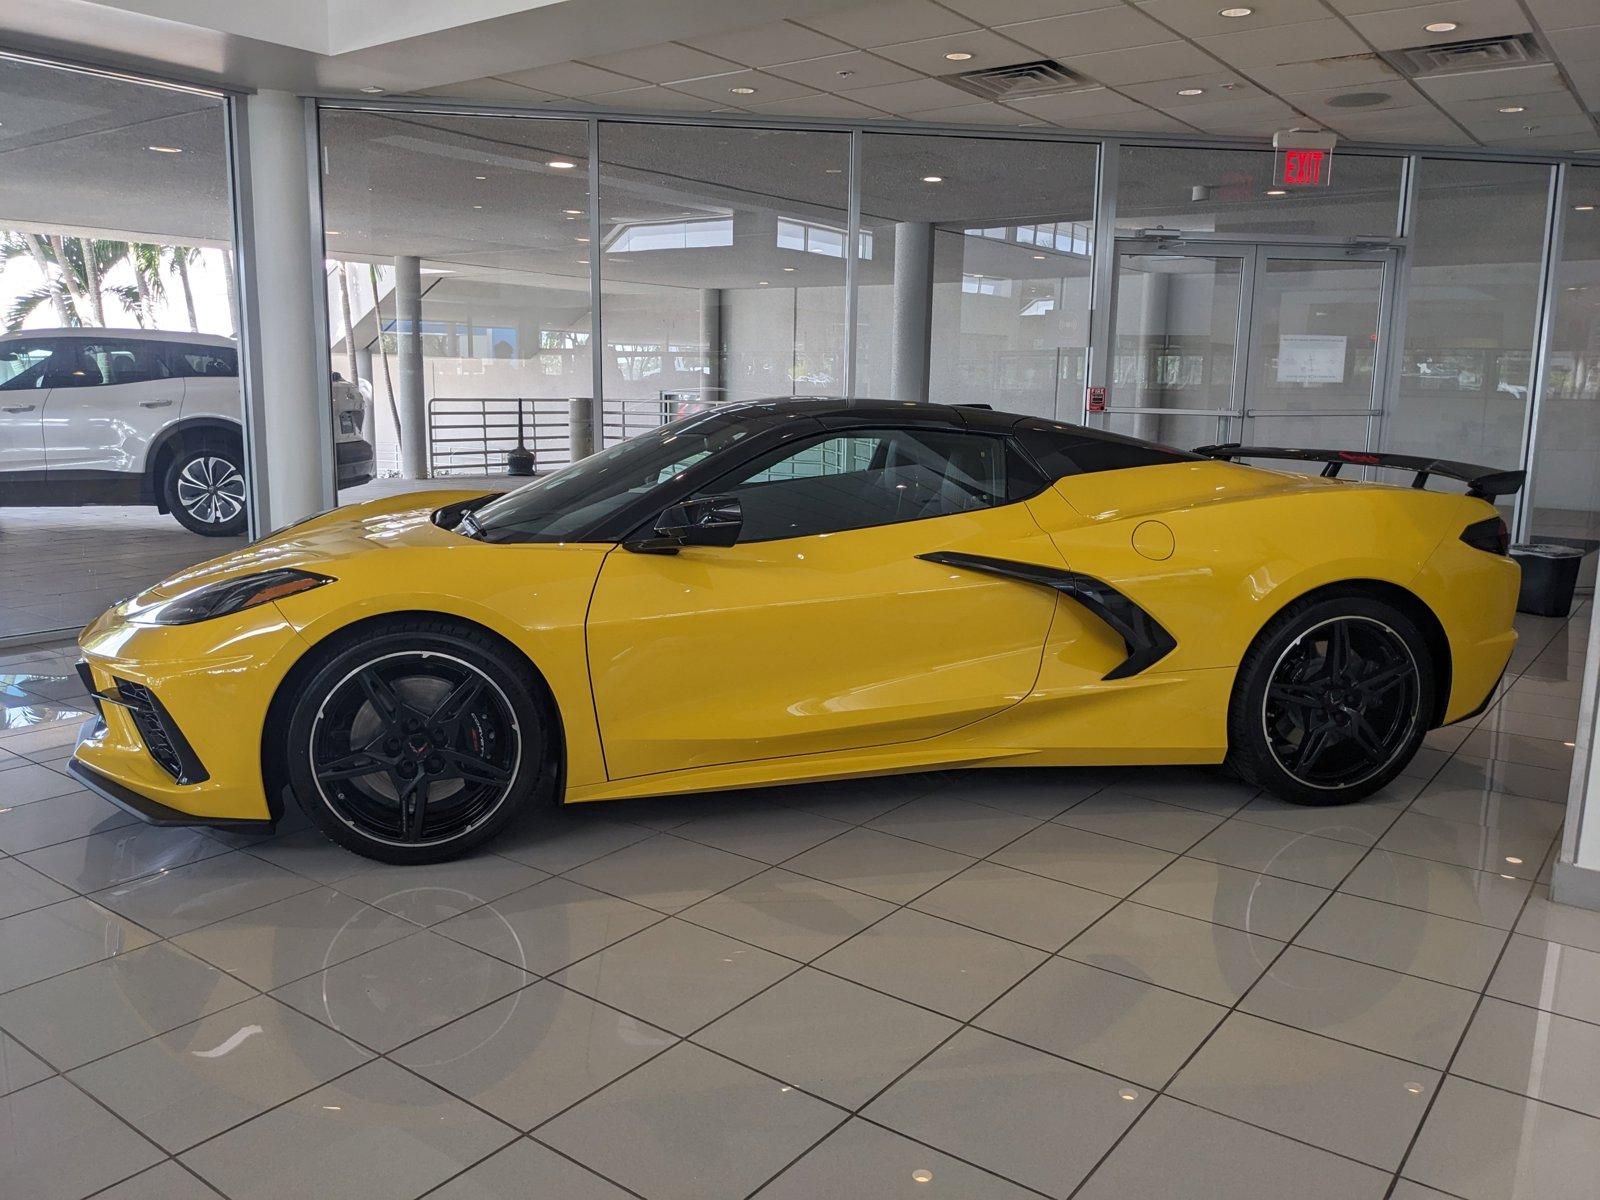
[0,605,1596,1199]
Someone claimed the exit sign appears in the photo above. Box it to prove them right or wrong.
[1276,146,1331,187]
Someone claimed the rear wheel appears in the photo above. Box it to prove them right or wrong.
[1227,594,1435,806]
[284,618,556,863]
[163,442,247,536]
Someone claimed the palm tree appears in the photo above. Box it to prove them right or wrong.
[0,232,75,328]
[169,246,200,331]
[112,244,166,327]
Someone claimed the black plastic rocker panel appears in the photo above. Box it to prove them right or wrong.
[917,551,1177,680]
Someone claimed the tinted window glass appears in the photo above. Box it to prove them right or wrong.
[1016,419,1199,479]
[43,339,168,388]
[707,427,1009,543]
[0,341,57,390]
[167,343,237,378]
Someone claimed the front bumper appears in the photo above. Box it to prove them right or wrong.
[69,720,274,832]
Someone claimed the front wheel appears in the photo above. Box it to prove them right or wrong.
[1227,595,1436,807]
[164,444,247,536]
[284,618,556,863]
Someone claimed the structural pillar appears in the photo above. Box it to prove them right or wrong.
[889,221,934,403]
[1555,596,1600,910]
[232,91,334,532]
[393,254,427,479]
[701,287,724,403]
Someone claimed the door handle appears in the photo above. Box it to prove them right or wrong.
[139,399,174,409]
[2,403,36,413]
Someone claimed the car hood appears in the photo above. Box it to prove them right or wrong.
[126,490,494,608]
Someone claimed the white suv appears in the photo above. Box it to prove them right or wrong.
[0,329,373,536]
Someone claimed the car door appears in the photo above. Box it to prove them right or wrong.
[43,336,182,475]
[0,338,55,475]
[586,425,1064,779]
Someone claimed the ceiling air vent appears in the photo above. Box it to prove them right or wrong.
[945,59,1087,102]
[1386,33,1546,79]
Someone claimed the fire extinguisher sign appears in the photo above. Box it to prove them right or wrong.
[1086,386,1107,414]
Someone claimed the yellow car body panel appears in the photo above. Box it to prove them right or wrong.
[71,445,1519,828]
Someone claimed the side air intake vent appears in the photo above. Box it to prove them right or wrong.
[1386,34,1546,78]
[945,59,1088,102]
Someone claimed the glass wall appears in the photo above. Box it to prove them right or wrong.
[1383,158,1553,507]
[595,122,850,439]
[1530,168,1600,564]
[0,57,238,642]
[856,133,1097,419]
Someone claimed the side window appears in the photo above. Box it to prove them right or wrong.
[707,427,1009,543]
[167,343,237,378]
[0,341,57,391]
[66,340,168,387]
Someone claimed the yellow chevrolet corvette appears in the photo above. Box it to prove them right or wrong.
[69,399,1522,863]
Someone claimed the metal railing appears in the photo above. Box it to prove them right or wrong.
[425,398,573,477]
[599,390,719,448]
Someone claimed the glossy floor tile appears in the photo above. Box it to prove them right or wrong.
[0,604,1594,1198]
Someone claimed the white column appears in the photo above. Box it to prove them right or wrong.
[890,221,934,403]
[393,254,428,479]
[234,90,334,530]
[1555,597,1600,909]
[701,287,724,402]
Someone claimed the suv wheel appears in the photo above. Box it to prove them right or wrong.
[164,443,247,536]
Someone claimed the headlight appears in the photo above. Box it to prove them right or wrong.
[138,569,334,625]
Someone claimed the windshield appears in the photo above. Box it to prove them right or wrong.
[469,408,771,542]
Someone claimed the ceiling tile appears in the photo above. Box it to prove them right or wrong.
[413,77,561,103]
[1089,108,1200,132]
[1135,0,1331,38]
[1000,7,1177,57]
[764,50,924,91]
[874,29,1042,75]
[1116,72,1255,106]
[666,69,820,104]
[1343,0,1531,52]
[1171,95,1302,133]
[1480,130,1600,150]
[1412,62,1567,101]
[942,0,1114,20]
[744,93,891,118]
[682,21,853,67]
[1462,111,1595,137]
[1547,25,1600,67]
[906,101,1041,124]
[1197,20,1369,67]
[1320,104,1472,141]
[497,62,644,96]
[1287,83,1423,117]
[1063,40,1219,85]
[581,86,725,111]
[1250,56,1406,94]
[1006,86,1156,120]
[800,1,980,48]
[581,42,744,85]
[1526,0,1600,32]
[843,77,978,112]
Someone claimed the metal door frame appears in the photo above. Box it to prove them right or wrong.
[1102,234,1403,453]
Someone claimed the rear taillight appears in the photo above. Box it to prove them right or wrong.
[1461,515,1510,555]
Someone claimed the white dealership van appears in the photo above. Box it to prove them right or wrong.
[0,329,373,535]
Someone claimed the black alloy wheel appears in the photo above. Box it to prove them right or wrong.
[1227,594,1434,806]
[285,618,556,862]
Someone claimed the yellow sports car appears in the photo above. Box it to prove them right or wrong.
[69,399,1522,863]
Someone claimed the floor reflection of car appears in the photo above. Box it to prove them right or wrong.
[0,329,373,535]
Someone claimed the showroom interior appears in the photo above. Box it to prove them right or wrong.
[3,0,1600,1197]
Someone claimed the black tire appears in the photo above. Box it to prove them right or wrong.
[283,616,557,864]
[1226,593,1435,807]
[162,440,248,536]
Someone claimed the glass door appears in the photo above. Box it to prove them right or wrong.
[1106,244,1248,450]
[1103,240,1398,459]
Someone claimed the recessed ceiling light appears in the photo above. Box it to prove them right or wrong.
[474,174,487,180]
[147,145,183,154]
[1505,856,1524,865]
[472,205,483,210]
[1575,204,1596,211]
[1498,105,1526,114]
[1266,188,1287,196]
[575,236,590,242]
[359,85,385,94]
[1219,7,1253,17]
[922,174,944,183]
[944,51,974,61]
[577,258,590,264]
[1032,253,1047,259]
[326,230,341,236]
[911,1170,934,1184]
[562,208,584,215]
[758,280,769,286]
[1424,20,1458,32]
[729,86,757,95]
[1178,88,1205,96]
[782,266,796,271]
[547,160,576,169]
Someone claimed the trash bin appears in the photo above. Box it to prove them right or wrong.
[1510,543,1585,618]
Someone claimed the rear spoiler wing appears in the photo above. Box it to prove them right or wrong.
[1193,444,1526,500]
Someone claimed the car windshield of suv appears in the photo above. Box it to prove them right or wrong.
[468,408,772,543]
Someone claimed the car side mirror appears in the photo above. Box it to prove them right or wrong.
[627,494,742,554]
